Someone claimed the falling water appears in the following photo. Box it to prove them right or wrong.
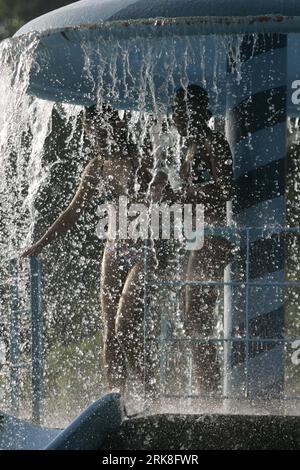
[1,26,300,427]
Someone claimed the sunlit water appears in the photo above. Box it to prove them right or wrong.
[0,29,299,429]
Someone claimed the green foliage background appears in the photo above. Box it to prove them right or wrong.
[0,0,74,38]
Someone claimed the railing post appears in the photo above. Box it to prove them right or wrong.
[143,240,151,401]
[30,256,44,425]
[9,258,20,415]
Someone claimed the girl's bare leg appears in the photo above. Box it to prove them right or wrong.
[116,259,161,399]
[115,261,145,384]
[184,238,233,393]
[101,244,128,394]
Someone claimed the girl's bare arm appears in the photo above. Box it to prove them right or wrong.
[21,157,103,257]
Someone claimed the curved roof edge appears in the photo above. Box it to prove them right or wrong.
[14,0,300,37]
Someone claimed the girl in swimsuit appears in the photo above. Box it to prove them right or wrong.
[173,85,235,394]
[21,103,167,396]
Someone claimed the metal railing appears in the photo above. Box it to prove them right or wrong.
[2,228,300,419]
[143,226,300,402]
[5,256,44,425]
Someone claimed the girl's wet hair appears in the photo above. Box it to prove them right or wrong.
[175,84,212,123]
[84,102,136,156]
[175,84,210,110]
[84,102,120,128]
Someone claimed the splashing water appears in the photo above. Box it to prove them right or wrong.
[1,27,300,427]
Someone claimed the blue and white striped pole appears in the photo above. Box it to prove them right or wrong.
[225,34,287,398]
